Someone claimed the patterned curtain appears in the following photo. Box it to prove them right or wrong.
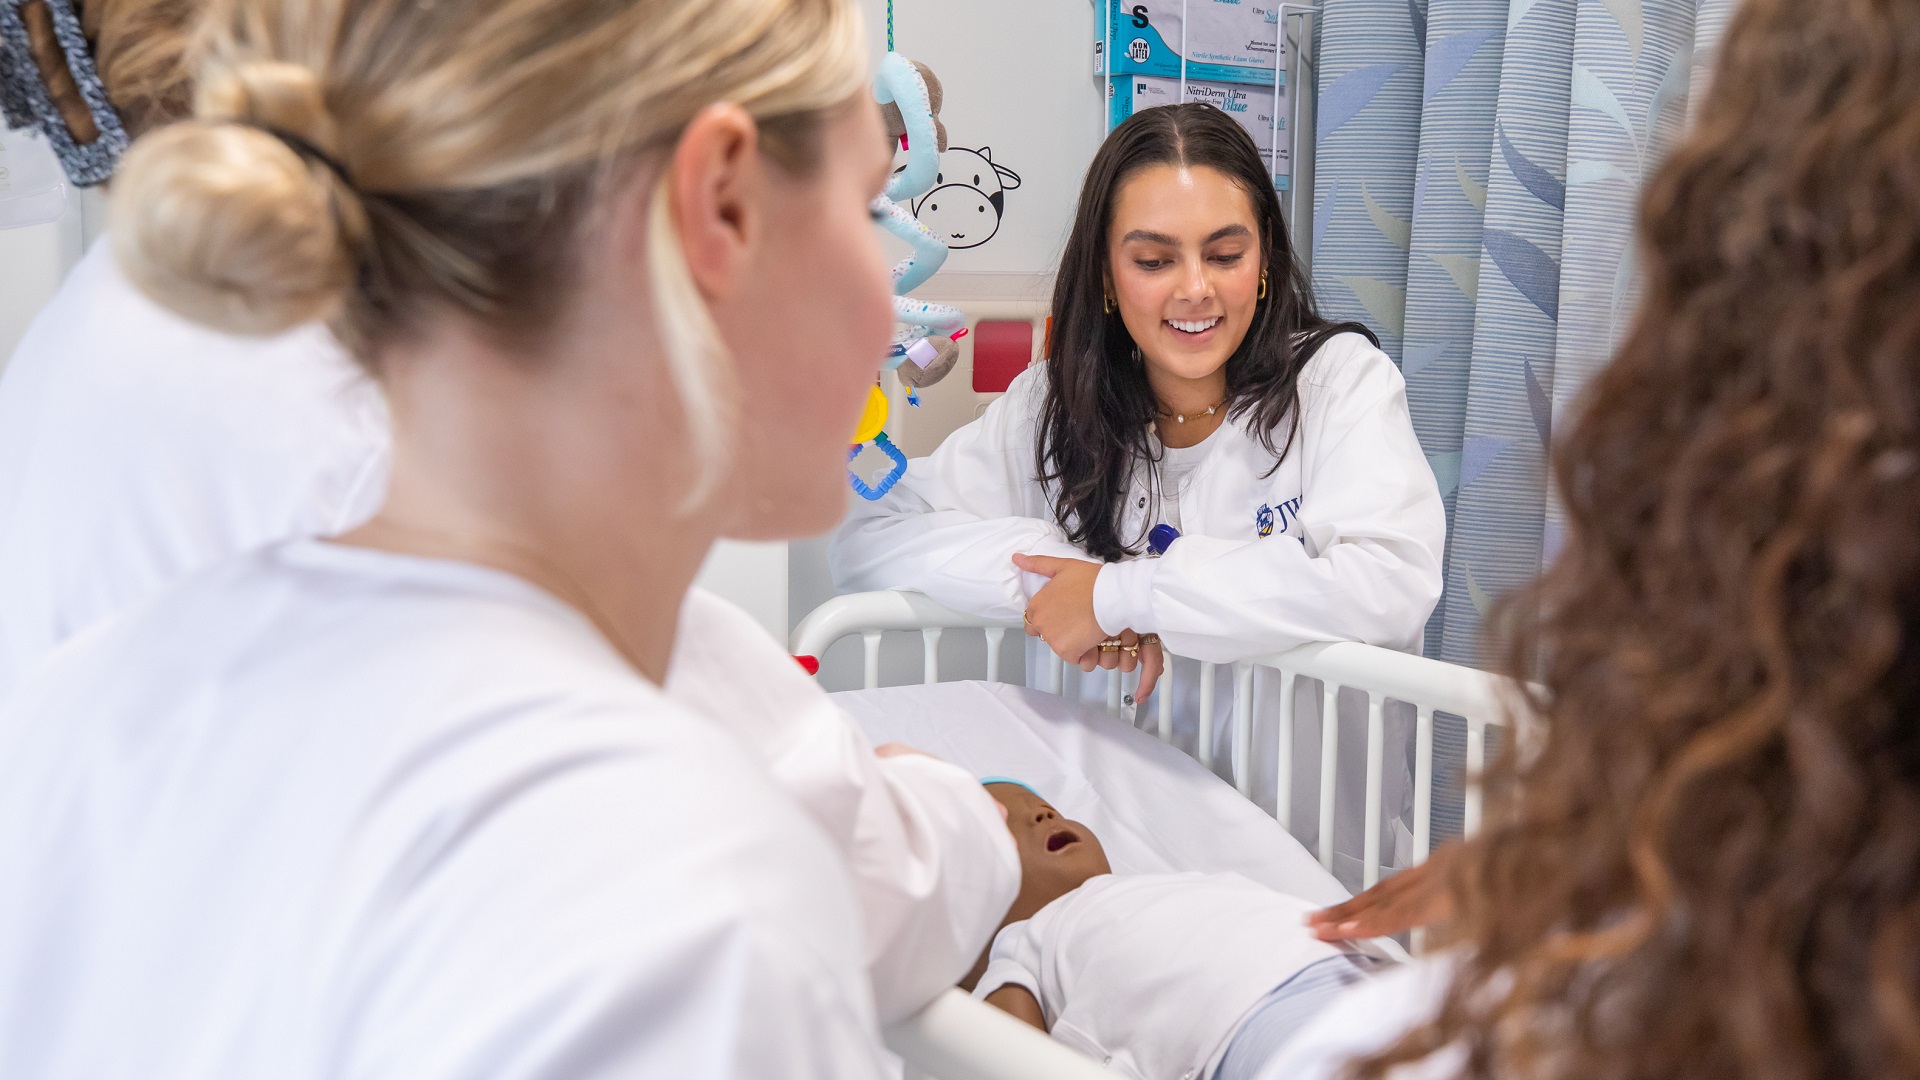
[1310,0,1737,834]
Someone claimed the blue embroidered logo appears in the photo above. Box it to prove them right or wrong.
[1257,496,1302,538]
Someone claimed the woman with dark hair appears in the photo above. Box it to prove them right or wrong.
[832,104,1443,733]
[1263,0,1920,1075]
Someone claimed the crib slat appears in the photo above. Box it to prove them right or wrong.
[1232,663,1254,797]
[1046,651,1064,695]
[921,628,942,684]
[1465,717,1486,836]
[1362,693,1385,889]
[1413,705,1434,864]
[1275,670,1296,831]
[1156,658,1174,742]
[862,631,883,690]
[983,627,1005,683]
[1318,681,1339,872]
[1198,662,1218,770]
[1106,669,1123,718]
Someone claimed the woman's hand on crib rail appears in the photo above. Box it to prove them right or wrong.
[1308,840,1458,942]
[1070,630,1164,703]
[1015,553,1165,702]
[1014,553,1107,661]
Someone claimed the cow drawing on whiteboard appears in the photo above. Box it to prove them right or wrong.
[908,147,1022,250]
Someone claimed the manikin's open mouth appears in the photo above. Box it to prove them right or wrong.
[1045,828,1080,853]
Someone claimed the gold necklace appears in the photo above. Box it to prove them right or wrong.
[1157,399,1225,424]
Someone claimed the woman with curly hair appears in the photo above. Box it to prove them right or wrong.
[1271,0,1920,1076]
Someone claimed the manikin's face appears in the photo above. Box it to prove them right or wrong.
[1106,163,1264,389]
[987,783,1112,925]
[714,99,897,539]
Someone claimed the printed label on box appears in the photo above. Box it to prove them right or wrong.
[1107,75,1291,187]
[1095,0,1288,85]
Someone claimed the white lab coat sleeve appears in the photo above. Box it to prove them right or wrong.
[830,365,1090,621]
[1091,343,1445,663]
[666,590,1022,1021]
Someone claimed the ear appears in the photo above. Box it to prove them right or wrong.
[993,161,1023,190]
[667,102,763,299]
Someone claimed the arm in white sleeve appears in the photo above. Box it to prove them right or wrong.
[1091,342,1445,662]
[830,366,1089,621]
[970,920,1045,1006]
[666,591,1022,1021]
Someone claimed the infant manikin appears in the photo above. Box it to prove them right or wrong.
[966,782,1381,1080]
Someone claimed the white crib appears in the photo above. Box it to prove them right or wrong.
[792,589,1517,1080]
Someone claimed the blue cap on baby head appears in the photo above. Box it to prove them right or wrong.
[979,776,1043,799]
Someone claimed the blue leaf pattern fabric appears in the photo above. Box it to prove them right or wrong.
[1496,124,1566,210]
[1307,0,1725,841]
[1318,61,1411,144]
[1482,229,1562,319]
[1423,27,1501,103]
[1311,0,1426,360]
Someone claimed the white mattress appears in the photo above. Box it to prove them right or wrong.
[834,680,1351,908]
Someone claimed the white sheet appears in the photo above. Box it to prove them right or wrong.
[834,680,1350,908]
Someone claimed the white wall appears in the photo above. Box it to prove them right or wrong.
[873,0,1105,290]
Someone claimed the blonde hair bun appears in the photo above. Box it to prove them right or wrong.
[112,61,364,337]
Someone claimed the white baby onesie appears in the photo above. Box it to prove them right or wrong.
[973,871,1354,1080]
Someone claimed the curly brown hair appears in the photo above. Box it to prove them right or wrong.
[1357,1,1920,1077]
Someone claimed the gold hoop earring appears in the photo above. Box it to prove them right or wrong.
[1258,273,1268,301]
[1104,293,1115,314]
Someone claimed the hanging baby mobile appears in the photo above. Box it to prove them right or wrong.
[848,53,968,501]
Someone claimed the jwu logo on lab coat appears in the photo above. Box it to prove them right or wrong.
[1256,497,1301,537]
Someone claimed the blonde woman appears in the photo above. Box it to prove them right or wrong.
[0,0,1019,1073]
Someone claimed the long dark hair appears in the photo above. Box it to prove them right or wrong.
[1038,103,1371,561]
[1356,1,1920,1078]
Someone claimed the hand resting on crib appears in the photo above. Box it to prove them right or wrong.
[1014,553,1165,699]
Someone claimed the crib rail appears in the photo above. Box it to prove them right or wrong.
[793,589,1517,885]
[885,990,1114,1080]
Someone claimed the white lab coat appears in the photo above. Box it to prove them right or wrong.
[666,586,1021,1021]
[829,333,1445,886]
[975,872,1353,1080]
[829,331,1445,663]
[0,540,888,1080]
[0,239,390,702]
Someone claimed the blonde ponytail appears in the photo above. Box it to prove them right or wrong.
[114,62,365,336]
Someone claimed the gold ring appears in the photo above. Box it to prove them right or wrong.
[1023,610,1033,627]
[1139,633,1160,645]
[1122,645,1139,658]
[1098,639,1122,652]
